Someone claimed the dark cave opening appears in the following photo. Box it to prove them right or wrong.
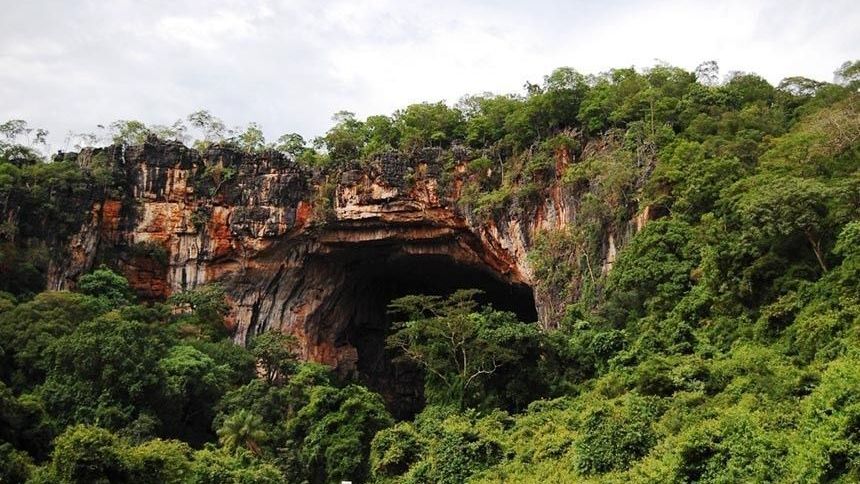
[324,247,537,418]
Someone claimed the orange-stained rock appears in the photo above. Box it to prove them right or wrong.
[207,207,234,258]
[100,199,124,243]
[121,255,170,300]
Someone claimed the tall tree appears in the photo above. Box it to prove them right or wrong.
[249,331,299,385]
[387,289,523,408]
[216,410,267,455]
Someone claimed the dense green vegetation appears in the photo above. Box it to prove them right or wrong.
[1,60,859,482]
[0,270,393,483]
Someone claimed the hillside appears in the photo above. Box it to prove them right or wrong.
[0,62,858,483]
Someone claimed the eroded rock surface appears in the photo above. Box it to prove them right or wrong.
[42,139,646,414]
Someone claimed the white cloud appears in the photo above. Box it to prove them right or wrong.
[0,0,857,153]
[156,10,258,51]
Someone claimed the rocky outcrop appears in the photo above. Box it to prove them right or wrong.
[40,139,647,413]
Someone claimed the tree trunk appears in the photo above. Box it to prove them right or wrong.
[804,229,828,273]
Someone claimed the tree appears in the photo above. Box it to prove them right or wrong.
[249,331,299,385]
[274,133,307,158]
[77,266,135,307]
[369,422,425,479]
[49,425,126,483]
[647,139,746,221]
[0,120,31,144]
[211,362,334,457]
[287,384,393,483]
[0,291,104,391]
[0,382,54,460]
[733,175,834,273]
[363,114,400,156]
[0,442,33,483]
[149,119,188,143]
[123,438,192,484]
[574,394,662,474]
[604,220,699,325]
[159,345,230,442]
[460,93,522,149]
[778,76,826,97]
[40,314,167,430]
[189,447,284,483]
[109,120,151,145]
[237,122,266,153]
[65,130,102,150]
[217,409,268,455]
[540,67,589,131]
[386,289,525,408]
[321,111,367,164]
[695,60,720,86]
[394,102,465,151]
[721,72,776,107]
[169,284,230,338]
[187,110,229,150]
[0,119,48,163]
[834,59,860,90]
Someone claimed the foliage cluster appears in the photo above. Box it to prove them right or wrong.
[0,269,394,483]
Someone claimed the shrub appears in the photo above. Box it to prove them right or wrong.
[370,422,426,479]
[574,394,663,474]
[77,266,135,306]
[128,241,169,266]
[50,425,127,483]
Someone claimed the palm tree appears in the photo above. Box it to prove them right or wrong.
[216,409,268,455]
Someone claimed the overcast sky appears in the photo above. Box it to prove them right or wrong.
[1,0,857,151]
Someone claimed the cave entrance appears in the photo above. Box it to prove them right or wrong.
[320,247,537,418]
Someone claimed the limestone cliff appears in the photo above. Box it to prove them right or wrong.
[38,138,650,410]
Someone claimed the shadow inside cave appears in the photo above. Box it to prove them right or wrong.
[319,248,537,419]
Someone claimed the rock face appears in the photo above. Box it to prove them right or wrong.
[44,139,646,414]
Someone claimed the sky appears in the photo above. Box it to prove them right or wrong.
[0,0,858,152]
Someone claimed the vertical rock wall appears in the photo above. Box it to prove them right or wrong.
[42,139,649,377]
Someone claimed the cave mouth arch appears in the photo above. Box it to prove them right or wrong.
[314,245,537,418]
